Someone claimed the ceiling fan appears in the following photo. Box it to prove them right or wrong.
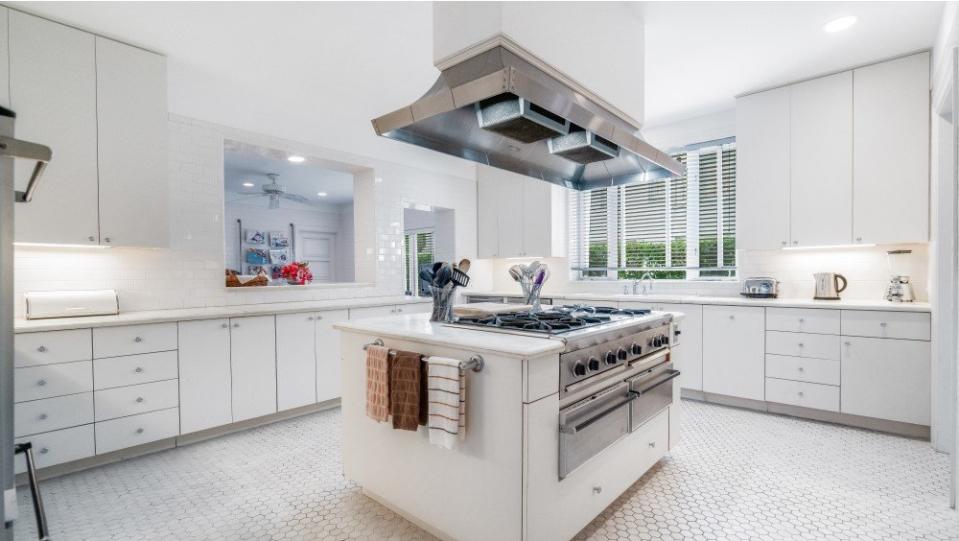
[234,173,311,209]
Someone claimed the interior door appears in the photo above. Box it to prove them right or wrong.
[299,230,336,282]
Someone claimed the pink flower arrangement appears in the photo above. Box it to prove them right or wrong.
[280,262,313,285]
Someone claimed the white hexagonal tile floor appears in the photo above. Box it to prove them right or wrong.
[14,399,959,540]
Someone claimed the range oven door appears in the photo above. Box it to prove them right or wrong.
[558,381,631,479]
[627,362,680,432]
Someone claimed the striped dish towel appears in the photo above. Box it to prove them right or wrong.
[426,356,466,449]
[365,345,391,422]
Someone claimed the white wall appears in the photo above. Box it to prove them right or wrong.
[12,115,477,317]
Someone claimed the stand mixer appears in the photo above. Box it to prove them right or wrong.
[884,249,915,302]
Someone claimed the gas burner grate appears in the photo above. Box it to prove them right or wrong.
[452,305,652,335]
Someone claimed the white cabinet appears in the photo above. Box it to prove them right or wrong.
[0,8,9,108]
[10,11,100,245]
[476,165,566,258]
[853,52,930,244]
[95,36,168,248]
[15,329,92,367]
[789,72,852,247]
[736,87,791,250]
[178,319,232,434]
[229,316,277,422]
[841,336,930,425]
[702,306,765,401]
[9,12,168,247]
[316,309,349,403]
[276,313,317,410]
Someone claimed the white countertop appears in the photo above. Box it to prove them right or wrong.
[15,296,431,333]
[466,290,931,313]
[335,313,566,358]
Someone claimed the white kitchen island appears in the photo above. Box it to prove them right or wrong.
[336,313,682,541]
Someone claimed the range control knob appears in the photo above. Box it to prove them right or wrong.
[661,334,670,345]
[604,351,617,365]
[630,343,642,355]
[571,360,587,377]
[587,357,601,372]
[617,347,629,361]
[653,337,662,347]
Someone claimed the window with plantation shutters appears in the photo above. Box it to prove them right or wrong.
[568,141,736,280]
[404,230,434,296]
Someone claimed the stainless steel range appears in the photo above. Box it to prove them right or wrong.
[451,305,680,479]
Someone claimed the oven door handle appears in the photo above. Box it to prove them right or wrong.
[560,392,639,435]
[632,369,681,396]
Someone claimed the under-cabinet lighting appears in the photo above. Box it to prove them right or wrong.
[505,256,545,260]
[15,242,111,249]
[822,15,857,33]
[242,182,255,187]
[317,192,327,197]
[287,155,306,163]
[782,243,875,251]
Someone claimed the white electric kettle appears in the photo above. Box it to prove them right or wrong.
[813,272,848,300]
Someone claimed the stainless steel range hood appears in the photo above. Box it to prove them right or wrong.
[372,46,685,190]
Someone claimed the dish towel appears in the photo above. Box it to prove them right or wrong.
[390,351,422,431]
[426,356,467,449]
[365,345,391,422]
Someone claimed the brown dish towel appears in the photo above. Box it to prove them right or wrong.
[365,345,391,422]
[390,350,422,431]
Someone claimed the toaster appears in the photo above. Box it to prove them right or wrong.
[741,277,778,298]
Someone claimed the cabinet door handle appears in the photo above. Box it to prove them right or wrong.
[136,428,144,434]
[37,379,46,386]
[88,235,96,242]
[104,237,112,244]
[592,486,602,494]
[134,336,143,343]
[648,441,656,448]
[307,316,314,321]
[38,413,47,420]
[233,323,240,328]
[134,367,143,373]
[221,322,229,329]
[316,315,323,321]
[36,346,46,353]
[135,397,144,403]
[39,447,49,455]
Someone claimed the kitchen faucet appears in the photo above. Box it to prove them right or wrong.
[635,272,654,295]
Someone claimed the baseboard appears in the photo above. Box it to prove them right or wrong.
[16,398,341,484]
[362,488,458,541]
[680,389,930,440]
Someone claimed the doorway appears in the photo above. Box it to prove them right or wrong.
[298,230,337,283]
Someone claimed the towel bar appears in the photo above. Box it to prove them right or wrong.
[362,338,484,373]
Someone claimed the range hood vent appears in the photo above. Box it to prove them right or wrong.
[371,46,685,191]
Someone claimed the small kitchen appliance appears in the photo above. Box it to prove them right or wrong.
[884,249,915,302]
[740,277,778,298]
[814,272,848,300]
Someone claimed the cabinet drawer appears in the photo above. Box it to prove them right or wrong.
[765,378,839,412]
[766,308,839,335]
[94,350,178,389]
[840,310,930,340]
[15,392,94,437]
[15,329,92,367]
[15,361,93,403]
[765,354,840,386]
[93,322,177,358]
[766,331,840,360]
[15,425,95,474]
[95,407,179,454]
[94,379,179,422]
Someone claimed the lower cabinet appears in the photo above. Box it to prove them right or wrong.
[15,424,95,474]
[316,309,349,403]
[94,407,179,454]
[230,315,277,422]
[841,336,931,425]
[276,313,317,410]
[178,318,232,434]
[702,306,765,401]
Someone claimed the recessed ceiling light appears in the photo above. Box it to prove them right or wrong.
[317,192,327,197]
[288,155,306,163]
[242,182,255,187]
[822,15,857,33]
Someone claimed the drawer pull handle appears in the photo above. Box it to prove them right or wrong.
[136,397,144,403]
[880,322,887,327]
[798,343,804,348]
[38,413,47,420]
[798,367,804,372]
[307,316,314,321]
[134,367,144,373]
[798,318,805,323]
[37,346,47,353]
[592,486,602,494]
[136,428,144,434]
[316,315,323,320]
[221,323,229,329]
[649,441,656,448]
[39,447,48,455]
[798,391,804,397]
[728,315,735,320]
[233,323,240,328]
[844,341,851,346]
[37,379,46,387]
[134,336,143,343]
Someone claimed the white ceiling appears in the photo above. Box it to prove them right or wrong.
[642,1,943,126]
[224,142,355,206]
[9,1,945,151]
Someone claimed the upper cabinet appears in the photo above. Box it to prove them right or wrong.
[737,52,929,249]
[853,53,930,245]
[9,11,168,247]
[477,165,567,259]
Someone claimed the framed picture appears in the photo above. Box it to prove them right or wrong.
[269,265,283,279]
[245,229,266,245]
[270,249,290,265]
[269,231,290,248]
[245,248,270,265]
[246,265,265,275]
